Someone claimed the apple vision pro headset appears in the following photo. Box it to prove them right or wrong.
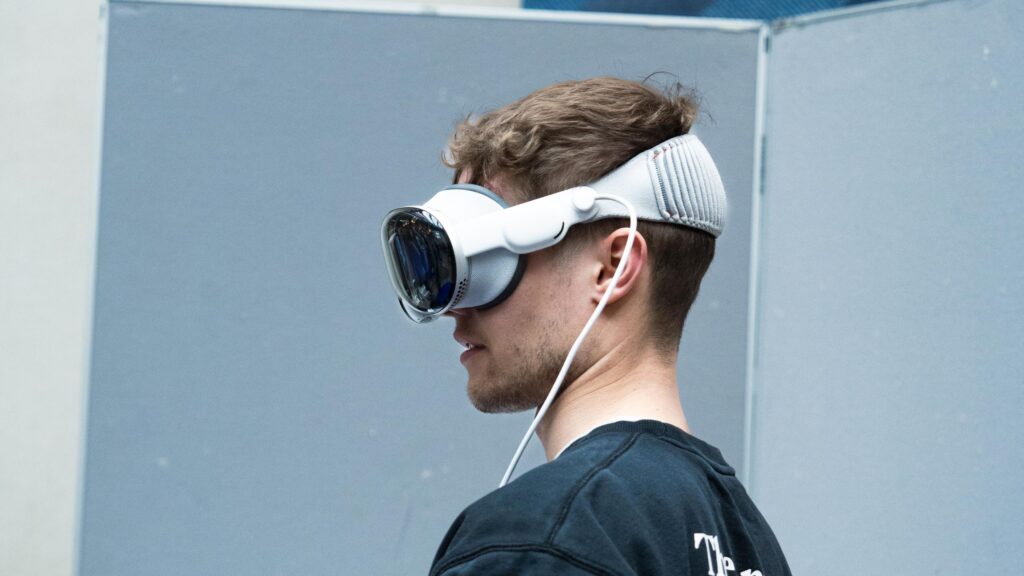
[380,134,727,487]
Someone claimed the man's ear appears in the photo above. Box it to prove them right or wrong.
[591,227,648,306]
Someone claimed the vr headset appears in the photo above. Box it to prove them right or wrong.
[381,134,727,324]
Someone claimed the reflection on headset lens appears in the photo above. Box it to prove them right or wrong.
[385,209,456,313]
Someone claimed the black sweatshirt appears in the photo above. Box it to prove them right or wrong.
[429,419,791,576]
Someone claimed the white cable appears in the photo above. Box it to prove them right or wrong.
[499,194,637,487]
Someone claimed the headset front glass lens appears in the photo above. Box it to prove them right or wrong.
[385,209,457,314]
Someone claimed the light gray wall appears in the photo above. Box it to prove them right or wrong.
[751,0,1024,573]
[0,1,104,575]
[80,3,762,575]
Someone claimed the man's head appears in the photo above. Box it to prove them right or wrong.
[443,77,717,413]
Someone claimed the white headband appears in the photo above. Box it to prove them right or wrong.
[589,133,727,237]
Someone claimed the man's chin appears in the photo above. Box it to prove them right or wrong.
[466,378,539,414]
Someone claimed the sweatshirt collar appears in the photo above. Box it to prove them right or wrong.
[554,418,735,476]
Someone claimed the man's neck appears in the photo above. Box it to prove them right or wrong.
[534,341,690,461]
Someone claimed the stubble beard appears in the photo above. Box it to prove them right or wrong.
[467,324,591,414]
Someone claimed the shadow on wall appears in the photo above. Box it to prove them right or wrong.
[525,0,885,19]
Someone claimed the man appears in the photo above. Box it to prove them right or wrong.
[414,77,790,575]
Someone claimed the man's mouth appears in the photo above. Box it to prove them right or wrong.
[454,332,486,362]
[453,332,485,350]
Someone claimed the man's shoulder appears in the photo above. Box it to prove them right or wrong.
[438,430,639,553]
[431,425,722,575]
[432,421,790,576]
